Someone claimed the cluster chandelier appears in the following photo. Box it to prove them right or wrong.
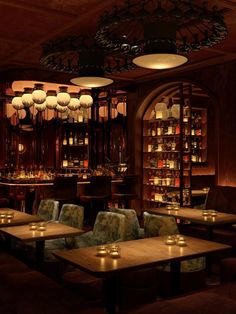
[7,81,93,123]
[95,0,228,69]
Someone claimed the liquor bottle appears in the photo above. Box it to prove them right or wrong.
[62,154,68,167]
[69,132,73,145]
[84,132,89,145]
[151,124,156,137]
[73,131,78,144]
[84,154,89,168]
[62,133,67,145]
[147,138,152,152]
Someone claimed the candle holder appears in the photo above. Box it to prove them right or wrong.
[176,236,187,247]
[0,212,6,219]
[210,210,218,217]
[202,210,210,217]
[165,235,176,245]
[29,222,38,231]
[96,245,108,257]
[6,211,14,219]
[108,244,121,258]
[37,222,47,231]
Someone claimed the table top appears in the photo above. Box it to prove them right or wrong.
[0,208,42,227]
[147,207,236,226]
[0,222,83,242]
[53,236,230,277]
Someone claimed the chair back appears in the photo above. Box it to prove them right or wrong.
[143,211,179,237]
[54,176,78,201]
[89,176,111,197]
[110,208,140,240]
[37,199,59,221]
[93,211,126,244]
[59,204,84,228]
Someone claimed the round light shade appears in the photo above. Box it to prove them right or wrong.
[32,84,46,104]
[132,53,188,69]
[68,93,80,111]
[57,86,70,106]
[56,104,68,113]
[80,94,93,108]
[71,76,113,88]
[12,92,24,110]
[35,102,46,111]
[46,90,57,109]
[22,88,34,107]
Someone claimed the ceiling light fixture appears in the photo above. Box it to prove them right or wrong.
[40,35,135,86]
[95,0,228,70]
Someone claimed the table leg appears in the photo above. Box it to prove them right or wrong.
[35,240,45,267]
[170,260,181,296]
[103,275,118,314]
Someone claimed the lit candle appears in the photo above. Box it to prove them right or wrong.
[37,222,47,231]
[108,245,121,258]
[177,236,187,247]
[97,246,108,257]
[165,235,176,245]
[29,223,37,231]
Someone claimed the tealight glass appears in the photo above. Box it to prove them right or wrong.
[97,245,108,257]
[108,244,121,258]
[29,222,38,231]
[6,211,14,219]
[202,210,210,217]
[177,236,187,247]
[37,222,47,231]
[165,235,176,245]
[0,212,6,218]
[210,210,217,217]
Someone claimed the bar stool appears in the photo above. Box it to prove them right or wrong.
[112,174,139,208]
[79,176,111,225]
[54,175,78,210]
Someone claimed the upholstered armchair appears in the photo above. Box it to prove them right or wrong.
[109,207,144,240]
[37,199,59,222]
[143,211,206,296]
[44,204,84,261]
[75,211,126,248]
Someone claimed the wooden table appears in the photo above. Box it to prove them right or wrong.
[54,236,231,313]
[147,207,236,239]
[0,222,83,265]
[0,208,42,227]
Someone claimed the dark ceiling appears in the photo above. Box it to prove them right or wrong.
[1,0,236,88]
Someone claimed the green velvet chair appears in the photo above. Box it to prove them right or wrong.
[109,207,144,240]
[37,199,59,222]
[75,211,126,248]
[143,211,206,296]
[44,204,84,261]
[61,211,126,301]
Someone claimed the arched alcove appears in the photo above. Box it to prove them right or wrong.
[134,80,218,210]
